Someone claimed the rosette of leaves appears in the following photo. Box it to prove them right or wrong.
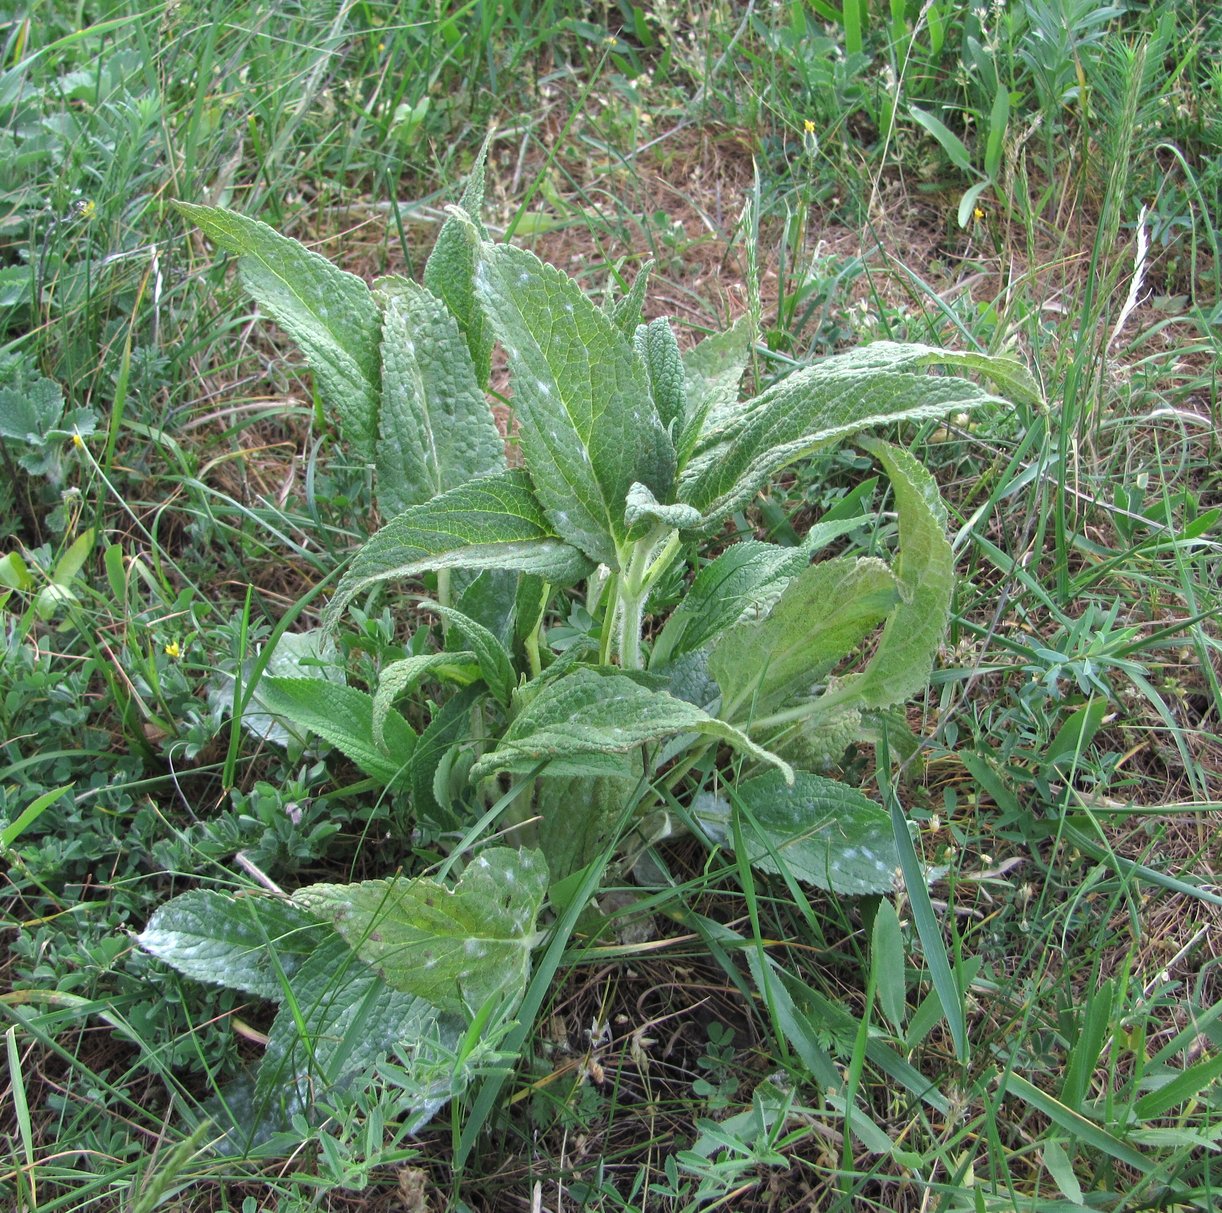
[173,147,1038,890]
[143,151,1038,1126]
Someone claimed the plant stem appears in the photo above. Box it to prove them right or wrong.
[616,528,682,670]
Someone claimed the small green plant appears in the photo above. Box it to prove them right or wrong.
[137,147,1039,1141]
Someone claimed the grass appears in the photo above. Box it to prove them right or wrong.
[2,0,1219,1209]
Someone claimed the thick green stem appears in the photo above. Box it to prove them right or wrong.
[615,528,682,670]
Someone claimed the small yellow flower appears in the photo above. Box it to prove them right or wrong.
[377,41,385,52]
[71,431,84,448]
[164,641,181,659]
[973,206,986,222]
[803,119,816,135]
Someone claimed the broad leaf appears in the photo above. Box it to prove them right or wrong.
[178,203,380,460]
[454,567,522,646]
[375,278,505,516]
[533,762,643,882]
[712,556,901,720]
[678,343,1040,528]
[410,683,481,830]
[820,438,953,712]
[423,140,493,385]
[431,602,516,707]
[634,317,686,435]
[0,376,63,441]
[474,242,676,565]
[470,667,792,782]
[325,470,594,627]
[372,653,478,751]
[253,936,454,1129]
[651,540,809,667]
[650,518,873,668]
[697,771,899,896]
[138,891,326,1000]
[259,678,416,787]
[209,628,344,749]
[677,313,755,463]
[294,847,549,1016]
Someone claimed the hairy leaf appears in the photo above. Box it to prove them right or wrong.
[138,891,326,1000]
[260,678,416,787]
[375,279,504,516]
[697,772,899,896]
[470,667,792,782]
[0,377,63,441]
[372,654,478,751]
[608,259,654,334]
[533,762,643,882]
[325,470,594,627]
[821,438,953,712]
[634,317,686,434]
[679,343,1040,527]
[178,203,380,460]
[651,541,809,667]
[424,140,493,385]
[624,482,702,533]
[677,313,755,463]
[431,602,516,707]
[294,848,549,1016]
[253,936,453,1129]
[474,243,676,565]
[712,556,901,720]
[411,683,481,830]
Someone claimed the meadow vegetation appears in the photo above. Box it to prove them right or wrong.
[1,2,1219,1210]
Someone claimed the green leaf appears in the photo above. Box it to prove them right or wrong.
[424,140,493,386]
[374,278,505,516]
[1041,1141,1084,1204]
[697,771,899,896]
[431,602,516,707]
[474,242,676,565]
[821,439,951,713]
[137,890,326,1000]
[51,527,95,585]
[1003,1073,1153,1175]
[1,784,73,850]
[371,653,478,751]
[260,678,416,787]
[871,898,907,1033]
[0,551,33,592]
[177,203,380,460]
[712,555,901,720]
[293,847,549,1016]
[1132,1048,1222,1121]
[254,936,452,1128]
[534,762,644,882]
[1044,697,1108,773]
[411,683,481,830]
[634,317,686,435]
[678,343,1039,528]
[908,104,975,177]
[651,540,809,667]
[471,667,792,782]
[677,313,755,464]
[887,770,967,1060]
[624,482,702,533]
[608,259,653,334]
[0,377,64,442]
[325,470,595,627]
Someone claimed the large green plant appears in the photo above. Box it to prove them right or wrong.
[139,151,1039,1136]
